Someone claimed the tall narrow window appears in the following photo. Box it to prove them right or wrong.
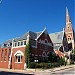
[40,44,44,49]
[70,38,71,40]
[21,41,23,45]
[15,42,17,47]
[1,49,4,61]
[4,56,6,61]
[24,41,26,45]
[5,50,7,56]
[18,42,20,46]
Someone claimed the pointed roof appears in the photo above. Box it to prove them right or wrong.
[49,31,64,44]
[66,7,69,16]
[35,27,48,40]
[66,7,71,23]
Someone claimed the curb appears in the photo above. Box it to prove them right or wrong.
[43,65,75,73]
[50,66,74,73]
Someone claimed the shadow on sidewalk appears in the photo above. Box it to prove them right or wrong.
[0,71,34,75]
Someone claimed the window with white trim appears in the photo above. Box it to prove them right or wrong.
[24,41,26,45]
[15,42,17,47]
[18,42,20,46]
[14,53,23,62]
[21,41,23,45]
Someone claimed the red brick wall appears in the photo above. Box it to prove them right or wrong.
[12,47,25,70]
[32,32,53,57]
[0,48,11,68]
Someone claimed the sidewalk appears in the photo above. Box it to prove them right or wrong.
[0,65,75,74]
[44,64,75,73]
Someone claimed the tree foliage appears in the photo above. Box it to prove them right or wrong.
[72,49,75,61]
[59,57,65,66]
[48,51,60,62]
[25,41,32,68]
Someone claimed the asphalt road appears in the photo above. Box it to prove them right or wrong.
[0,71,34,75]
[0,67,74,75]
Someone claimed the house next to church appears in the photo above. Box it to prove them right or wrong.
[0,28,53,69]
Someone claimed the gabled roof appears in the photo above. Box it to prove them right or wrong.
[14,31,37,41]
[49,31,64,44]
[35,27,48,40]
[0,28,49,48]
[0,30,43,48]
[4,39,12,44]
[14,31,42,41]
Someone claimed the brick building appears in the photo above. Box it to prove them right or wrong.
[0,28,53,69]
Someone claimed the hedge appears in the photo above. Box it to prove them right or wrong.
[30,62,60,69]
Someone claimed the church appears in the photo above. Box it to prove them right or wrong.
[0,7,75,70]
[49,7,75,57]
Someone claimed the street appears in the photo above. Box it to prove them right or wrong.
[0,71,34,75]
[35,67,75,75]
[0,67,74,75]
[51,67,75,75]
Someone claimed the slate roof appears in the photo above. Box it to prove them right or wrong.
[49,31,64,44]
[54,46,60,50]
[0,31,42,48]
[14,31,42,41]
[4,39,12,44]
[0,44,1,48]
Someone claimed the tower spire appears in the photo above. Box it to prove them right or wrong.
[66,7,71,23]
[66,7,69,16]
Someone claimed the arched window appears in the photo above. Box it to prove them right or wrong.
[14,50,24,63]
[42,51,47,57]
[44,39,48,43]
[15,53,23,62]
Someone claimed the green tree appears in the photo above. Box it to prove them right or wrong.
[48,52,60,62]
[59,57,65,66]
[72,50,75,61]
[25,41,32,68]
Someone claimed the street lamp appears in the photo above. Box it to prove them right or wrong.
[34,59,38,72]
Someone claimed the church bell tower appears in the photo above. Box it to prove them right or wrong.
[65,7,74,50]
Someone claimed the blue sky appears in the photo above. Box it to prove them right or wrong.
[0,0,74,44]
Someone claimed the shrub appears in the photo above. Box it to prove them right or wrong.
[59,57,65,66]
[30,62,60,69]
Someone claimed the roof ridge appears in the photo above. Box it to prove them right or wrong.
[35,31,42,33]
[3,38,12,43]
[49,31,63,35]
